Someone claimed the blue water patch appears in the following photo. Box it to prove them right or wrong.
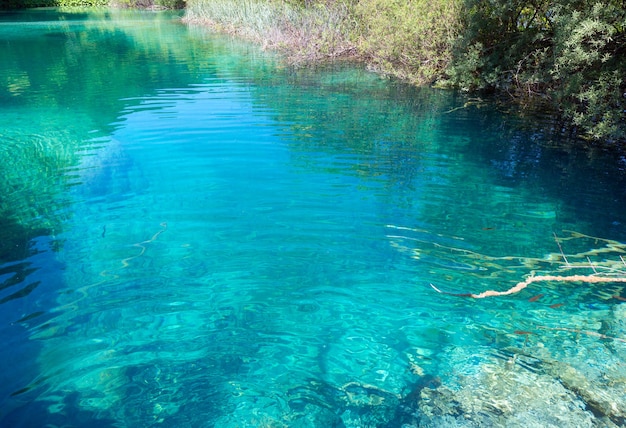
[2,9,626,428]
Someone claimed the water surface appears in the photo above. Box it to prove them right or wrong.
[2,9,626,427]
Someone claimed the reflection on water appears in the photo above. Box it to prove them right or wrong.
[1,8,626,428]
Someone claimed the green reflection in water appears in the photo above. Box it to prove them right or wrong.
[0,9,229,259]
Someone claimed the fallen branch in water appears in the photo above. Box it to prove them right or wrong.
[431,274,626,299]
[429,231,626,299]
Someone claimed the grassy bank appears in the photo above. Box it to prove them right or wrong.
[183,0,358,65]
[183,0,460,85]
[184,0,625,144]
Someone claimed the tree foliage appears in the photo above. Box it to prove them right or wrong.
[446,0,626,142]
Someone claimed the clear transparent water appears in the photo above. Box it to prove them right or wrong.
[2,9,626,427]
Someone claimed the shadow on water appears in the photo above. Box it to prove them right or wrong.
[2,393,117,428]
[437,100,626,240]
[243,65,626,255]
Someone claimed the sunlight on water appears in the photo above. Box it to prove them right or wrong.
[1,8,626,428]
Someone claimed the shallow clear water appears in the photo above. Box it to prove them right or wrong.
[2,9,626,427]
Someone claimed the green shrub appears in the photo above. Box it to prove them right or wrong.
[446,0,626,142]
[353,0,462,85]
[551,2,626,141]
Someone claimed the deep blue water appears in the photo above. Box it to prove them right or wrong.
[1,8,626,427]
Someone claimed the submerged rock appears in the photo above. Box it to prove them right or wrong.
[535,354,625,427]
[386,374,442,427]
[412,347,602,428]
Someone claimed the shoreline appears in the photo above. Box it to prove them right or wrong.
[181,0,625,145]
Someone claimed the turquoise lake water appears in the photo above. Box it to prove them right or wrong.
[2,8,626,427]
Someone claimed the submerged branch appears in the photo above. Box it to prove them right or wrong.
[430,231,626,299]
[431,274,626,299]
